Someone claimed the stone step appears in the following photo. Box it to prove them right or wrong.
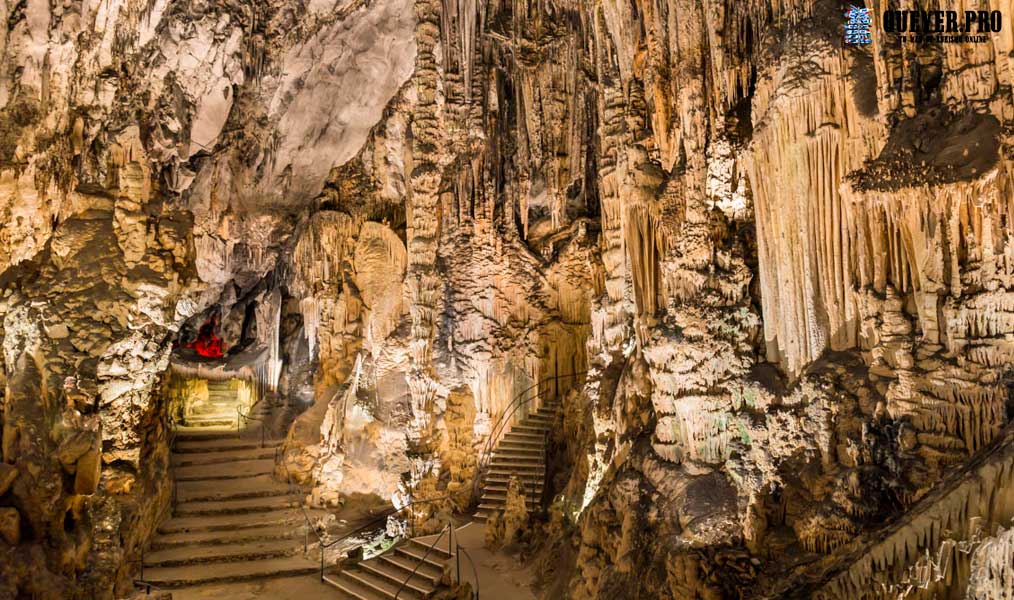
[483,481,544,493]
[333,565,426,599]
[174,458,275,482]
[493,442,543,453]
[497,437,546,448]
[323,572,382,600]
[477,501,539,514]
[491,451,542,462]
[358,559,436,595]
[190,403,239,413]
[402,539,454,562]
[377,552,443,584]
[487,460,545,471]
[172,445,277,467]
[510,424,551,435]
[183,417,238,427]
[499,431,545,441]
[174,437,281,454]
[140,556,318,588]
[150,523,308,550]
[173,427,241,442]
[157,508,305,535]
[142,538,303,568]
[481,492,541,504]
[392,545,451,571]
[474,504,541,520]
[175,474,290,503]
[484,472,544,485]
[174,494,297,517]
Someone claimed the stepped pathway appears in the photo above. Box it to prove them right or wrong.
[142,424,319,588]
[475,400,559,520]
[184,379,245,427]
[326,535,454,599]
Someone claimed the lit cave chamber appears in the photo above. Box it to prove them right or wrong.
[1,0,1013,599]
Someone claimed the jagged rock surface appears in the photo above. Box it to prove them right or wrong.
[2,0,1013,598]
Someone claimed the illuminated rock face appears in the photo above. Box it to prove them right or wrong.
[0,0,1012,598]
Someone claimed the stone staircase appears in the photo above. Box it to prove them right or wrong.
[183,379,245,427]
[475,400,559,520]
[326,536,453,599]
[141,426,319,588]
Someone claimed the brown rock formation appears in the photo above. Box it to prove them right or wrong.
[1,0,1012,598]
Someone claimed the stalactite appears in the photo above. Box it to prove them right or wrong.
[813,427,1014,599]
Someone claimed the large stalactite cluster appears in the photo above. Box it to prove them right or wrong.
[0,0,1013,598]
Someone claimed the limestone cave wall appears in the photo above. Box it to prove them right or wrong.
[1,0,1013,598]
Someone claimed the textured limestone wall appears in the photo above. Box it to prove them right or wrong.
[3,0,1014,598]
[0,0,423,596]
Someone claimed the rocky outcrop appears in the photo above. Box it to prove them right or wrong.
[3,0,1014,598]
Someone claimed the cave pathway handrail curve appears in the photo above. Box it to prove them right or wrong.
[457,544,480,600]
[278,368,586,585]
[236,404,268,448]
[472,371,586,499]
[273,428,457,581]
[393,522,453,599]
[314,494,456,583]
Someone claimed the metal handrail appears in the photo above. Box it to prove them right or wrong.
[472,372,585,501]
[394,523,452,599]
[308,485,456,582]
[131,578,166,595]
[318,494,454,552]
[236,405,267,448]
[135,417,180,588]
[167,424,179,512]
[273,444,317,555]
[457,545,480,599]
[275,369,585,592]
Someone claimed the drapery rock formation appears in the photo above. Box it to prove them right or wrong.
[1,0,1013,598]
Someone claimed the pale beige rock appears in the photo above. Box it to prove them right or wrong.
[73,447,102,496]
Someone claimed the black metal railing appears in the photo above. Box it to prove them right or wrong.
[158,368,585,598]
[471,372,586,505]
[388,519,481,599]
[315,495,454,582]
[456,544,480,600]
[167,423,179,512]
[236,404,267,448]
[394,522,453,599]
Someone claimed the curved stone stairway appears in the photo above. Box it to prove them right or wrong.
[141,423,320,587]
[475,399,559,520]
[326,537,454,599]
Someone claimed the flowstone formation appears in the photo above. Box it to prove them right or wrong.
[1,0,1013,598]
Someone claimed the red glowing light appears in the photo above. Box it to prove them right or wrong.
[186,313,226,358]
